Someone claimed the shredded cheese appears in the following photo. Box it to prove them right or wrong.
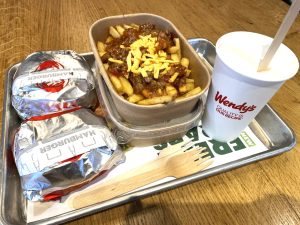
[125,35,178,78]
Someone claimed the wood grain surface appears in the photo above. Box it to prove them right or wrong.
[1,0,300,224]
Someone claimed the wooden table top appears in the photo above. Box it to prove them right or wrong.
[1,0,300,224]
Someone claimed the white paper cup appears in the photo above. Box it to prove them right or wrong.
[202,31,299,142]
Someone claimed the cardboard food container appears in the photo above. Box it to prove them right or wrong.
[89,13,211,125]
[96,73,204,146]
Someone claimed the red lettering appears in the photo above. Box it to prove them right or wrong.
[223,100,230,106]
[214,91,257,114]
[228,102,236,107]
[248,105,256,112]
[216,105,244,120]
[215,91,227,103]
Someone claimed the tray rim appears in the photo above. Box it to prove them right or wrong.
[0,39,297,225]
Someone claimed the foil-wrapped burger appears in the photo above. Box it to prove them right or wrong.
[12,50,97,120]
[13,108,125,201]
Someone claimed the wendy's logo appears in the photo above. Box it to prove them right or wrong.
[214,91,256,113]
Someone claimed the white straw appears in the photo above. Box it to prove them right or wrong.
[257,0,300,72]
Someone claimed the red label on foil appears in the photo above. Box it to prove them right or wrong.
[34,60,68,92]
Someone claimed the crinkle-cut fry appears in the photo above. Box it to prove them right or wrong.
[181,58,189,68]
[128,94,144,103]
[109,75,123,92]
[106,36,113,43]
[116,25,125,35]
[137,95,172,105]
[119,76,134,96]
[109,26,121,38]
[97,41,106,55]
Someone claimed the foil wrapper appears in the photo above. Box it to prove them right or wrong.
[13,108,125,201]
[12,50,97,120]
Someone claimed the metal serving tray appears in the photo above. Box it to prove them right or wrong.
[0,38,296,225]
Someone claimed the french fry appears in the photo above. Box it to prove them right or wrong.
[138,96,172,105]
[128,94,144,103]
[123,24,132,29]
[179,83,194,93]
[97,41,106,56]
[186,78,194,83]
[185,69,191,76]
[186,82,195,91]
[130,23,139,29]
[179,84,188,93]
[174,38,181,60]
[108,58,124,64]
[181,58,189,68]
[106,36,113,43]
[116,25,125,35]
[174,38,180,47]
[142,89,151,98]
[168,46,179,54]
[126,51,132,72]
[110,75,123,92]
[183,87,201,98]
[153,64,160,79]
[166,85,178,97]
[169,72,179,83]
[103,23,200,106]
[103,63,109,70]
[171,53,180,62]
[158,50,167,58]
[119,76,133,96]
[109,26,121,38]
[157,88,163,95]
